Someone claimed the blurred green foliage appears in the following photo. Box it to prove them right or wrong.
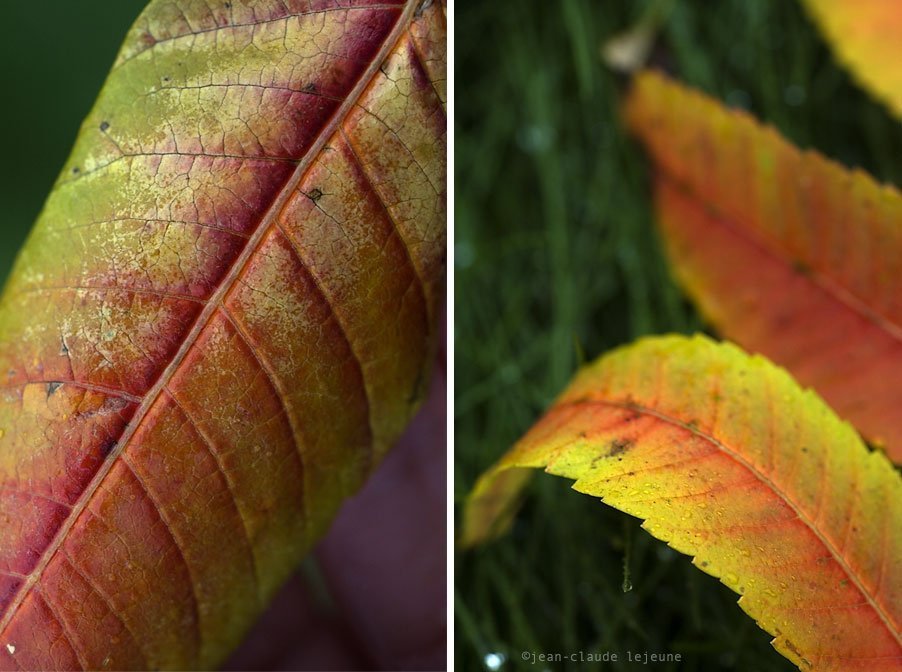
[455,1,901,671]
[0,1,147,282]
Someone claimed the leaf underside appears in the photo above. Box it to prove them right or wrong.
[801,0,902,119]
[0,1,446,669]
[463,335,901,671]
[625,70,902,463]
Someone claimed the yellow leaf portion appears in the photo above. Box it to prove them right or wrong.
[801,0,902,118]
[463,335,901,671]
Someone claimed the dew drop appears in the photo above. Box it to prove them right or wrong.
[484,652,505,670]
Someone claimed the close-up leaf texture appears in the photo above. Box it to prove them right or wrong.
[625,70,902,463]
[800,0,902,119]
[463,335,901,671]
[0,0,446,669]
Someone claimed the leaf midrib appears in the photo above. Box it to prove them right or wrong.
[0,0,419,642]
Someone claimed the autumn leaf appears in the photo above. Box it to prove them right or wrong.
[800,0,902,119]
[624,70,902,463]
[0,0,446,669]
[462,335,901,671]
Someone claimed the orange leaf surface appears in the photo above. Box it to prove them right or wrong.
[462,335,901,671]
[0,1,446,669]
[624,70,902,462]
[801,0,902,118]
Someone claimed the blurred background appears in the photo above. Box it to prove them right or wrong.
[455,1,901,671]
[1,1,147,282]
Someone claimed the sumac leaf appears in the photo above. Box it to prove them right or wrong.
[0,0,446,669]
[625,70,902,462]
[801,0,902,118]
[463,335,901,671]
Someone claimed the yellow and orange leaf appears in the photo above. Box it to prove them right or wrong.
[0,0,445,669]
[624,70,902,462]
[463,335,900,671]
[801,0,902,118]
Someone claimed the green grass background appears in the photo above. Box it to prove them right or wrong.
[0,1,147,284]
[454,1,901,671]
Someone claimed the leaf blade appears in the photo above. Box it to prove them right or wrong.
[624,70,902,462]
[0,1,446,669]
[463,335,901,671]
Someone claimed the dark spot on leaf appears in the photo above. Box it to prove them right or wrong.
[224,1,230,6]
[162,76,170,82]
[99,438,117,458]
[608,438,633,457]
[100,121,110,132]
[781,641,811,669]
[792,259,811,276]
[72,166,80,175]
[46,382,62,398]
[302,82,317,93]
[307,188,323,203]
[801,446,808,453]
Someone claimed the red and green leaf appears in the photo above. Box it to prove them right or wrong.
[463,335,901,671]
[0,0,446,669]
[800,0,902,118]
[624,70,902,462]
